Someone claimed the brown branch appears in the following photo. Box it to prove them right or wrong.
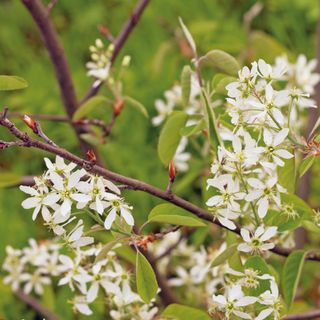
[1,114,320,262]
[15,289,60,320]
[21,0,97,155]
[284,309,320,320]
[80,0,150,104]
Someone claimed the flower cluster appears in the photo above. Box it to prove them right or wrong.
[20,156,134,241]
[150,230,282,319]
[205,56,319,255]
[2,239,157,318]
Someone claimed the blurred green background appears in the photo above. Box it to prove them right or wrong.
[0,0,319,318]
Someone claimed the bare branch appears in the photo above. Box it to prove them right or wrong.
[2,114,320,262]
[15,289,60,320]
[80,0,150,104]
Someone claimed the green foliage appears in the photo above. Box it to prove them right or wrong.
[201,89,222,151]
[148,203,206,227]
[199,49,240,76]
[72,95,111,120]
[0,172,22,188]
[158,111,188,165]
[180,65,192,106]
[162,304,211,320]
[136,251,158,303]
[299,156,315,178]
[209,244,238,267]
[0,75,28,91]
[123,95,149,118]
[282,250,307,310]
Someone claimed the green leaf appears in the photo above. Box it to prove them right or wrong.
[158,111,188,165]
[95,239,119,262]
[178,18,196,55]
[79,133,102,146]
[250,31,292,62]
[282,250,306,310]
[308,116,320,138]
[277,155,296,194]
[148,203,206,227]
[226,231,243,271]
[198,50,240,76]
[136,251,158,303]
[124,96,148,118]
[212,73,237,95]
[181,65,192,106]
[0,75,28,91]
[163,304,211,320]
[201,89,222,152]
[299,156,315,178]
[0,172,22,188]
[73,95,111,120]
[180,119,206,137]
[210,244,238,267]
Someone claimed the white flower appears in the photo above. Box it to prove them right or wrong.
[212,284,257,319]
[257,59,286,81]
[261,128,293,167]
[256,279,282,320]
[103,194,134,230]
[77,176,120,214]
[20,270,51,295]
[19,185,59,221]
[72,296,93,316]
[49,169,90,216]
[58,253,91,292]
[209,207,239,230]
[289,54,320,94]
[226,267,273,289]
[63,219,94,249]
[207,174,245,211]
[246,177,286,218]
[44,156,77,176]
[238,226,277,253]
[248,84,289,126]
[173,137,191,172]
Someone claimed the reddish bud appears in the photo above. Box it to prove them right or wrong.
[202,129,208,137]
[113,97,124,117]
[0,142,7,150]
[73,119,87,125]
[168,161,177,182]
[23,115,37,133]
[86,149,97,163]
[98,24,111,38]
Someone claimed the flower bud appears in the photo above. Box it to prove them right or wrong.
[168,161,177,182]
[113,97,124,117]
[122,55,131,67]
[23,115,37,133]
[86,150,97,163]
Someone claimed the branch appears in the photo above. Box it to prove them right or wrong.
[15,289,60,320]
[21,0,97,154]
[284,309,320,320]
[80,0,150,104]
[1,114,320,262]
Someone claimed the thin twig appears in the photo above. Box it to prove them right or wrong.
[80,0,150,104]
[46,0,57,16]
[15,289,60,320]
[1,113,320,262]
